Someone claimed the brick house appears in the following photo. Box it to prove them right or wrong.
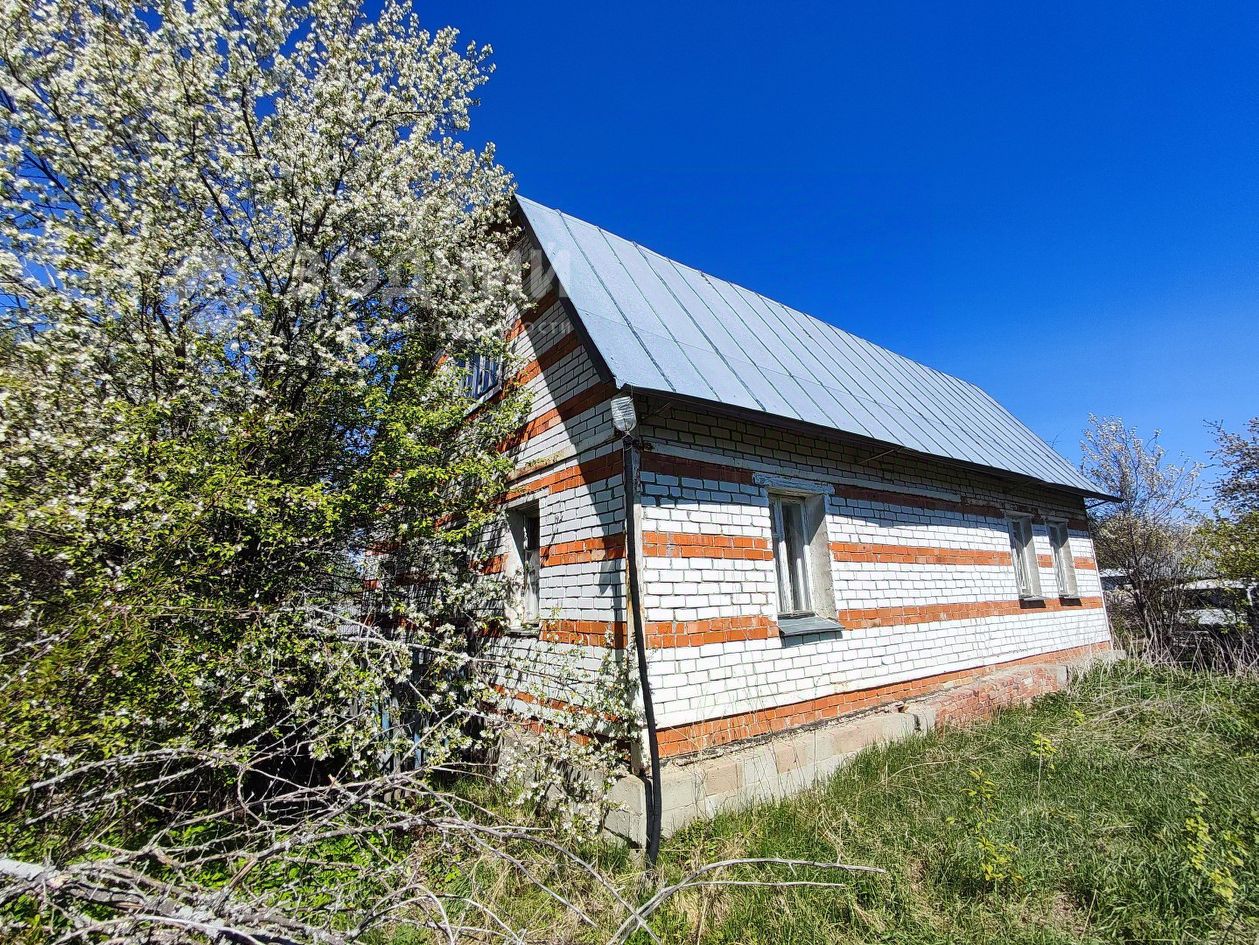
[488,195,1114,844]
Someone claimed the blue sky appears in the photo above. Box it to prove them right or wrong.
[422,0,1257,486]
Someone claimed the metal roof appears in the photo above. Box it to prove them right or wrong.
[516,195,1108,498]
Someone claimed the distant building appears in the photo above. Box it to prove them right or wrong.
[1100,569,1130,592]
[1179,578,1256,629]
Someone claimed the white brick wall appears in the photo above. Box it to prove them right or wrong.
[480,298,627,715]
[507,298,611,470]
[647,605,1108,729]
[490,633,624,710]
[634,401,1111,732]
[485,315,1110,748]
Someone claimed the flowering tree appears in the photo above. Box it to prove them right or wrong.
[1081,416,1204,659]
[1204,419,1259,663]
[1213,418,1259,517]
[0,0,529,734]
[0,0,645,938]
[0,1,878,938]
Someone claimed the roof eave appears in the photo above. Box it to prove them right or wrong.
[625,385,1119,504]
[510,196,619,388]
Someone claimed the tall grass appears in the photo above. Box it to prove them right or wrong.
[395,661,1259,943]
[646,662,1258,943]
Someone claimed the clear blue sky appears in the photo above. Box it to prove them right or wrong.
[420,0,1257,485]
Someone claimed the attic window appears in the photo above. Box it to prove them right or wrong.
[462,353,501,400]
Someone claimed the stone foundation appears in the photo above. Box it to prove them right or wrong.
[603,646,1119,844]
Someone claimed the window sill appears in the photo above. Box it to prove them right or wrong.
[1018,596,1046,607]
[462,385,504,417]
[779,614,843,637]
[504,623,540,638]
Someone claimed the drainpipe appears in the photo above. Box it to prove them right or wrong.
[612,393,662,867]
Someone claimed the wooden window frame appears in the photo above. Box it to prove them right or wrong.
[463,352,502,401]
[1047,520,1079,599]
[1007,514,1042,600]
[771,495,813,617]
[506,503,541,629]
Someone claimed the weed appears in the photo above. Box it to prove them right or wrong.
[383,661,1259,943]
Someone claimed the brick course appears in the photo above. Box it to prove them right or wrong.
[656,641,1111,756]
[830,541,1012,567]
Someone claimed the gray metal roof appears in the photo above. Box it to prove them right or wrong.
[516,195,1107,498]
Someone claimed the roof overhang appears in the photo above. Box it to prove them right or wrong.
[624,384,1120,503]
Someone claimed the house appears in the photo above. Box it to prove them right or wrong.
[488,195,1115,845]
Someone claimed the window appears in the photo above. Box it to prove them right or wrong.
[1007,515,1041,599]
[463,353,501,400]
[1048,522,1078,598]
[508,505,540,625]
[771,496,814,616]
[761,486,841,636]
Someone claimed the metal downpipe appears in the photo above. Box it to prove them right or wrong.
[623,434,662,867]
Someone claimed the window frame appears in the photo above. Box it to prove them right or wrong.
[506,503,541,629]
[462,352,502,402]
[1006,514,1042,600]
[771,495,814,617]
[1047,520,1079,599]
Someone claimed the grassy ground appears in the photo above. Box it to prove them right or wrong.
[437,661,1259,944]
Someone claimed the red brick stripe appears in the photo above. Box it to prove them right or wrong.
[512,331,583,386]
[479,535,625,572]
[486,531,774,571]
[655,641,1113,757]
[540,619,628,647]
[829,545,1098,571]
[477,554,507,575]
[540,533,626,566]
[831,541,1011,567]
[643,532,774,561]
[644,615,777,648]
[834,483,1005,519]
[835,486,1091,532]
[534,616,775,648]
[500,380,616,452]
[493,684,623,724]
[494,684,582,715]
[838,596,1103,630]
[640,452,756,485]
[505,286,561,341]
[507,451,622,501]
[521,597,1103,649]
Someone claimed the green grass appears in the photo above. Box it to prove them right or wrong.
[642,661,1259,944]
[438,661,1259,944]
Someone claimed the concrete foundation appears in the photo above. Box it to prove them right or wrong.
[602,647,1119,843]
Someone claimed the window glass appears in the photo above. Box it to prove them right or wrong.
[772,496,812,615]
[509,506,540,624]
[1007,516,1041,598]
[463,353,501,400]
[1049,522,1078,597]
